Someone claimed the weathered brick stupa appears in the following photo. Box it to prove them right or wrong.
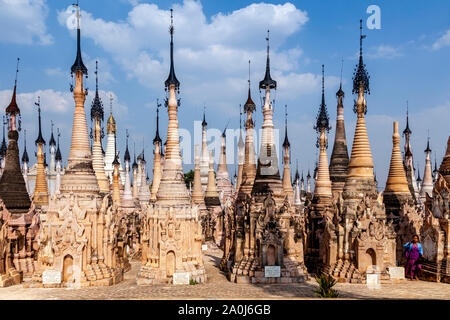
[90,61,110,194]
[305,65,334,273]
[329,73,349,196]
[137,10,205,285]
[30,4,128,287]
[0,59,39,286]
[421,136,450,283]
[320,21,396,283]
[227,32,307,284]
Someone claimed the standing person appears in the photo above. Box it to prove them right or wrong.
[403,235,424,280]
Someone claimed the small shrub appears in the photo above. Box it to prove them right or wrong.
[314,273,339,298]
[189,279,199,285]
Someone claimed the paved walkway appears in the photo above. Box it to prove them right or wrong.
[0,244,448,300]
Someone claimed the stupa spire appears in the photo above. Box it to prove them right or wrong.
[282,105,293,200]
[236,104,245,190]
[156,9,190,204]
[191,144,206,207]
[438,137,450,184]
[329,59,349,195]
[33,96,49,207]
[420,135,433,198]
[313,65,332,198]
[345,19,374,183]
[90,61,110,193]
[164,9,180,91]
[61,1,100,194]
[150,101,163,202]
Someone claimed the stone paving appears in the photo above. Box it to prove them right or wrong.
[0,244,448,300]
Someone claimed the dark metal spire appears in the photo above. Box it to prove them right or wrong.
[202,105,207,128]
[403,101,412,136]
[49,120,56,146]
[314,64,331,134]
[283,104,290,149]
[259,30,277,90]
[6,58,21,116]
[34,97,45,145]
[416,165,422,182]
[55,128,62,162]
[425,135,431,153]
[22,129,29,164]
[132,142,137,169]
[352,19,370,95]
[153,99,162,145]
[91,60,104,121]
[0,117,7,157]
[294,160,299,182]
[164,9,180,91]
[124,129,131,163]
[336,58,344,98]
[244,60,256,113]
[70,2,88,75]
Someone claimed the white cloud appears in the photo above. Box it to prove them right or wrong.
[56,0,316,115]
[432,29,450,50]
[0,0,53,45]
[366,45,402,59]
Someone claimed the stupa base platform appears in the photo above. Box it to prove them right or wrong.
[136,263,206,285]
[0,269,22,287]
[26,265,124,288]
[229,258,308,284]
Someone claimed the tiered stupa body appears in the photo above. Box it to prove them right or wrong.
[329,82,349,196]
[383,121,412,216]
[121,133,135,211]
[31,6,128,287]
[137,151,151,206]
[191,145,206,212]
[137,11,205,284]
[0,61,39,286]
[227,33,307,284]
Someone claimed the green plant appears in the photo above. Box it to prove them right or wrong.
[184,170,194,188]
[189,279,199,285]
[314,273,339,298]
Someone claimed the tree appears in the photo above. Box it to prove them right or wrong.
[184,170,194,188]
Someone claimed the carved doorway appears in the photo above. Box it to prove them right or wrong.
[166,251,176,277]
[267,245,277,266]
[62,254,74,283]
[365,248,377,271]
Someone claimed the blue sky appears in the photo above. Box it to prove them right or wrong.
[0,0,449,190]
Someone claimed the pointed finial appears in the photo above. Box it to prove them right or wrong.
[239,104,242,130]
[71,1,87,75]
[259,29,277,90]
[109,94,113,115]
[165,8,180,90]
[425,131,431,153]
[35,96,45,145]
[153,99,162,145]
[352,19,370,95]
[315,64,330,134]
[202,105,207,128]
[95,60,98,91]
[248,59,251,89]
[15,57,20,87]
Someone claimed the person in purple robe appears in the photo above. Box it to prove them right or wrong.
[403,235,424,280]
